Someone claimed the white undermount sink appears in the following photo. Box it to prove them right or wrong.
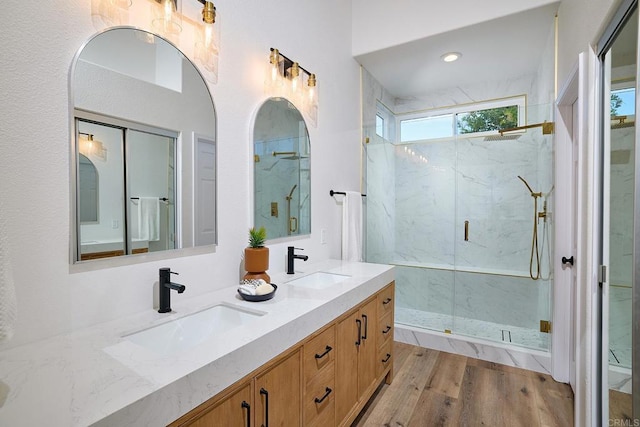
[124,303,265,356]
[285,271,351,289]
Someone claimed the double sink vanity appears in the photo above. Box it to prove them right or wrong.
[0,260,394,426]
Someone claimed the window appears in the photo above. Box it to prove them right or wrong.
[457,105,519,134]
[400,114,453,142]
[611,87,635,117]
[397,96,525,143]
[376,114,385,137]
[375,101,395,142]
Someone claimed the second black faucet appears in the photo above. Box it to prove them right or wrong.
[287,246,309,274]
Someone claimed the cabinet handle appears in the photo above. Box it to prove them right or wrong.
[382,297,392,305]
[260,387,269,427]
[382,325,391,334]
[355,319,362,346]
[241,401,250,427]
[362,314,368,340]
[382,353,391,363]
[314,387,333,404]
[315,345,333,359]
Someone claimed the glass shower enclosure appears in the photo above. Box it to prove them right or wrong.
[365,103,554,352]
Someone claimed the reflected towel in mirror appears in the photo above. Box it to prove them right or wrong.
[137,197,160,241]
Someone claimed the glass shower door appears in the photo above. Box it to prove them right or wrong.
[452,108,554,351]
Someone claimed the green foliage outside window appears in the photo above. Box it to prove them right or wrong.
[457,105,519,134]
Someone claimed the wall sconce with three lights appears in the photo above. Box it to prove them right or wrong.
[265,48,318,127]
[91,0,220,83]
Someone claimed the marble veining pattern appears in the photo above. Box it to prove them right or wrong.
[394,323,551,375]
[0,260,394,426]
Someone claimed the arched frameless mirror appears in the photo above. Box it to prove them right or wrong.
[71,27,217,263]
[253,98,310,240]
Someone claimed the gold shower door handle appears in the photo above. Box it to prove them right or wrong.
[464,220,469,241]
[289,217,298,233]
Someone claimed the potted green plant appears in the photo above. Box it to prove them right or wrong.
[244,226,270,282]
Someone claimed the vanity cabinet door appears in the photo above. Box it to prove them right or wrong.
[357,298,378,398]
[335,308,360,423]
[171,383,251,427]
[254,349,301,427]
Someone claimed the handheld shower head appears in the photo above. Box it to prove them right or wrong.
[286,184,297,200]
[517,176,541,198]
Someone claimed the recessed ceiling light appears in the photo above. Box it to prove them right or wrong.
[441,52,462,63]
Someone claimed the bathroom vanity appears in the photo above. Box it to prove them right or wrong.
[0,260,394,426]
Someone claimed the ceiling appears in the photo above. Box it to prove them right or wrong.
[354,3,560,99]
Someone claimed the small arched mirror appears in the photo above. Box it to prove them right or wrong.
[71,28,217,262]
[253,98,310,239]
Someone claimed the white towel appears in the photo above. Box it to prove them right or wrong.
[137,197,160,241]
[341,191,363,262]
[0,212,17,343]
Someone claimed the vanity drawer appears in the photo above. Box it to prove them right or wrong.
[377,282,394,318]
[378,311,394,349]
[377,339,393,379]
[304,361,335,427]
[303,324,335,382]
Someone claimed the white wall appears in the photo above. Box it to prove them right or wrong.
[557,0,618,86]
[0,0,360,349]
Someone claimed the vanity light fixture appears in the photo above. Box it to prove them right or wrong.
[194,0,220,81]
[441,52,462,63]
[265,48,318,127]
[92,0,221,84]
[152,0,183,39]
[78,133,107,161]
[92,0,132,27]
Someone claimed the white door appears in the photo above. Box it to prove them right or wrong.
[195,135,216,246]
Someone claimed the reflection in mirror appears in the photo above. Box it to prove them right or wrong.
[604,7,636,421]
[78,154,98,223]
[253,98,310,240]
[71,27,216,263]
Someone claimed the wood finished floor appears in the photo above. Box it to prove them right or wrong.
[353,341,574,427]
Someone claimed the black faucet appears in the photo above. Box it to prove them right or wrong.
[287,246,308,274]
[158,267,186,313]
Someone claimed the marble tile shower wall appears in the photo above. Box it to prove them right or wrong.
[395,135,543,273]
[608,125,634,367]
[395,266,549,331]
[254,138,309,237]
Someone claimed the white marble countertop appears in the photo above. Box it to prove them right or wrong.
[0,260,394,427]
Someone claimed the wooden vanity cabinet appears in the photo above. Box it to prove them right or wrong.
[169,281,395,427]
[377,283,395,381]
[170,382,252,427]
[302,325,336,426]
[255,349,302,427]
[169,350,301,427]
[335,296,379,424]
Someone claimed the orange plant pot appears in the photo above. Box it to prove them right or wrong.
[244,247,270,282]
